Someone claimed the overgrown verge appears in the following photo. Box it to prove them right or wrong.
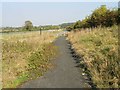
[27,43,57,80]
[2,32,58,88]
[67,25,119,88]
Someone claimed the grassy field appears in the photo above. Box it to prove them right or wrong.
[0,57,1,89]
[67,25,119,88]
[2,31,58,88]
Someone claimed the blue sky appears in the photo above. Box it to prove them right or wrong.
[1,1,118,27]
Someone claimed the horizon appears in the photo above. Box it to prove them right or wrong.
[0,2,118,27]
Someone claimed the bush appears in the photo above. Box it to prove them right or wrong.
[70,5,118,30]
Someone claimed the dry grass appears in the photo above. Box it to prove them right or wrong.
[67,25,119,88]
[2,31,58,88]
[0,34,2,89]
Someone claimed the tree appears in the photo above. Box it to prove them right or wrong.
[90,5,107,27]
[104,9,117,27]
[24,20,33,31]
[66,26,73,31]
[73,20,81,29]
[62,5,118,31]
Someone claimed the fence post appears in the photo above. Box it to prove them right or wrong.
[40,27,42,35]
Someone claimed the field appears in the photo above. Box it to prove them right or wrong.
[67,25,119,88]
[2,31,59,88]
[0,32,2,89]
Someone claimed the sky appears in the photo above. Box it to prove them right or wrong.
[0,1,118,27]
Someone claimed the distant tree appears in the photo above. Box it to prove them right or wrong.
[60,23,74,28]
[24,20,33,31]
[66,26,74,31]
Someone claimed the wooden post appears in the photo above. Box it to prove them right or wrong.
[40,28,42,35]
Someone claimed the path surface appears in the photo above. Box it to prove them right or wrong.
[21,36,90,88]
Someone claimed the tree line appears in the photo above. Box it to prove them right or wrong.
[23,20,60,31]
[2,21,61,32]
[2,5,119,32]
[66,5,119,31]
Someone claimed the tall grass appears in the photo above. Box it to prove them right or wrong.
[2,31,58,88]
[0,35,2,89]
[67,25,119,88]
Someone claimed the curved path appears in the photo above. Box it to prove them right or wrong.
[21,36,90,88]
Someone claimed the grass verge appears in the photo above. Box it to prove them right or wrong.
[67,25,119,88]
[2,31,58,88]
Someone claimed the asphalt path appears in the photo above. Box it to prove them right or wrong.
[21,36,90,88]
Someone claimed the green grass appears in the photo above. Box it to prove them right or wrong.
[4,43,57,88]
[27,43,58,80]
[5,73,28,88]
[67,25,119,88]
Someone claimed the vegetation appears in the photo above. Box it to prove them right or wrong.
[1,25,61,33]
[2,31,58,88]
[1,22,75,33]
[1,4,119,89]
[59,22,74,29]
[67,25,119,88]
[41,25,60,30]
[66,4,119,88]
[67,5,119,31]
[1,27,22,33]
[24,20,33,31]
